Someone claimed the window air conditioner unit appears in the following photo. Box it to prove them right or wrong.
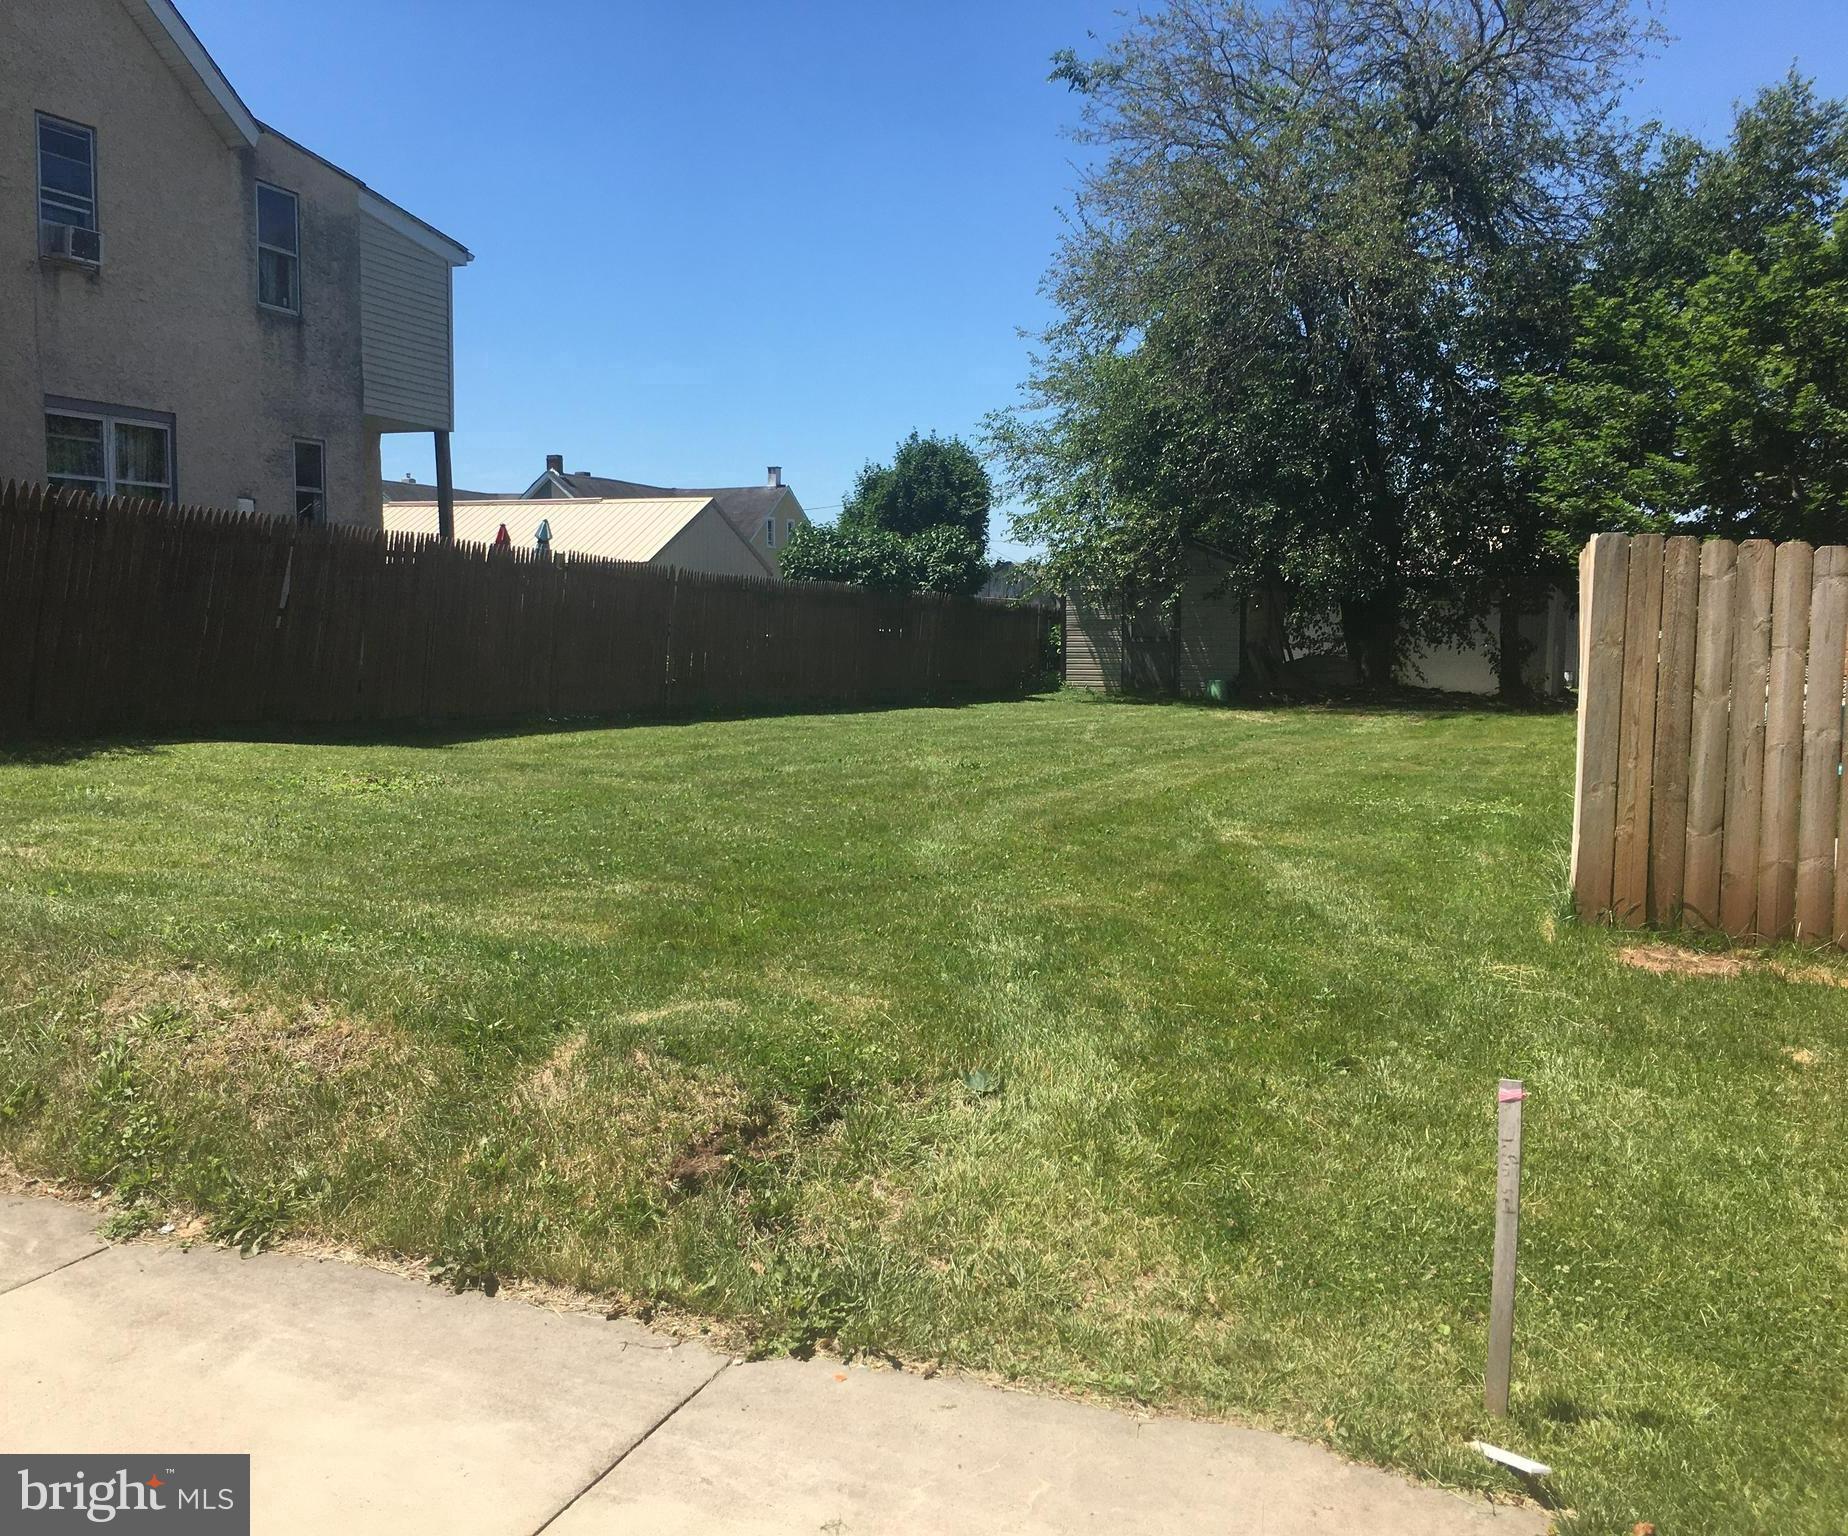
[40,221,103,268]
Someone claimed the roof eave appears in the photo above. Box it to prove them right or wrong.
[123,0,260,148]
[356,188,472,268]
[123,2,472,265]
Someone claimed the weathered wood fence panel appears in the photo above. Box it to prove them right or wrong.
[1573,530,1848,946]
[0,483,1042,735]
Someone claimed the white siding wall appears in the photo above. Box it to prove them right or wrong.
[359,212,452,431]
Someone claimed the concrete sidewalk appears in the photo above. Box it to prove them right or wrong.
[0,1195,1545,1534]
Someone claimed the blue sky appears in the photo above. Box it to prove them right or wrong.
[179,1,1848,555]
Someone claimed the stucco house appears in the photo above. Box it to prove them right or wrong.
[521,456,808,575]
[382,498,772,580]
[2,0,469,529]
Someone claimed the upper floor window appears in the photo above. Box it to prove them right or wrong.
[786,519,797,543]
[257,183,300,313]
[294,439,325,522]
[45,405,173,503]
[38,114,96,231]
[764,517,776,548]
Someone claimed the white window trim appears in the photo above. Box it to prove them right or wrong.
[293,437,326,523]
[44,401,175,503]
[256,181,301,315]
[37,112,97,232]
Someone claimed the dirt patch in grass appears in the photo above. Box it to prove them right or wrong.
[666,1105,777,1196]
[1618,943,1848,989]
[1617,944,1751,980]
[102,965,381,1078]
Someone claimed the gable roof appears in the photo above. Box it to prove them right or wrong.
[380,478,499,504]
[119,0,471,266]
[121,0,258,147]
[525,471,799,542]
[382,497,772,572]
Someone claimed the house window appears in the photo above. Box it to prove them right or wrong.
[786,519,797,543]
[44,406,173,502]
[764,517,776,548]
[294,439,325,522]
[37,114,96,230]
[256,183,300,312]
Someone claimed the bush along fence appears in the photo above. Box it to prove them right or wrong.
[0,483,1044,735]
[1571,530,1848,945]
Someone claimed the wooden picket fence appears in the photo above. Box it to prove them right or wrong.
[1571,531,1848,945]
[0,482,1043,735]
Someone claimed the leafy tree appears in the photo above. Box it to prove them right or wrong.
[840,432,992,552]
[1509,78,1848,547]
[779,524,915,592]
[790,431,991,597]
[988,0,1655,694]
[904,525,989,597]
[779,522,987,597]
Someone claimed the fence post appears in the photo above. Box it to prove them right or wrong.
[1484,1079,1525,1418]
[1682,540,1738,929]
[1571,533,1629,922]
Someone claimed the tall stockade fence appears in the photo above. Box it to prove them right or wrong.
[1572,530,1848,947]
[0,483,1043,734]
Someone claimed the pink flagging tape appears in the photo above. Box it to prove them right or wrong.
[1498,1088,1527,1103]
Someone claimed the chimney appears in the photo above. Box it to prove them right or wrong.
[767,466,782,488]
[545,453,564,475]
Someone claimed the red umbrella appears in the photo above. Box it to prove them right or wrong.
[493,523,511,549]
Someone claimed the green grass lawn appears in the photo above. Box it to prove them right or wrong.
[1,694,1841,1533]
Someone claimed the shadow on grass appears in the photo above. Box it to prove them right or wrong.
[1066,683,1574,720]
[1536,1394,1671,1432]
[0,689,1064,764]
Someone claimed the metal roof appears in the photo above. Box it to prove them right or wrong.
[382,497,722,564]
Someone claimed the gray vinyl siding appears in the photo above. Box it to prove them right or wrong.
[359,212,452,431]
[1175,548,1243,694]
[1068,556,1242,696]
[1065,597,1123,691]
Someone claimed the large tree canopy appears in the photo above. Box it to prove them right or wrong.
[840,432,992,552]
[989,0,1657,691]
[1508,78,1848,548]
[786,431,992,596]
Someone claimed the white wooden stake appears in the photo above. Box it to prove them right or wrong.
[1485,1078,1525,1417]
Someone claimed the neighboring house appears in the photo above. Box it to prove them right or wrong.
[521,456,807,575]
[2,0,469,529]
[1066,545,1575,697]
[381,474,497,504]
[382,498,772,580]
